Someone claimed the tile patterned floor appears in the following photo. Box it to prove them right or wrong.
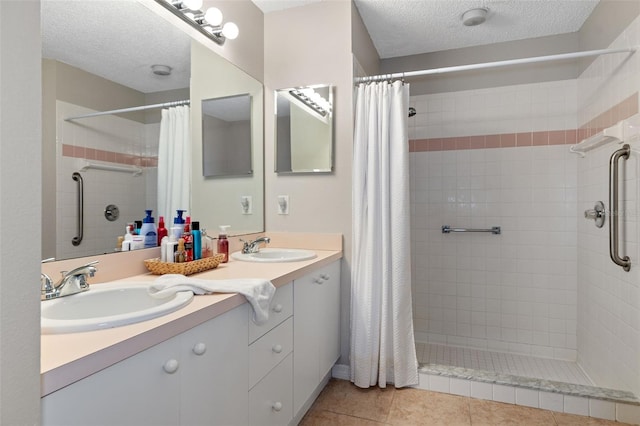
[300,379,632,425]
[417,343,592,386]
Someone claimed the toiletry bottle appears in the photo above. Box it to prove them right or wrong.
[182,217,193,262]
[174,238,186,263]
[140,210,157,248]
[157,216,168,246]
[192,221,202,260]
[134,220,142,235]
[116,236,124,252]
[172,209,186,240]
[124,224,134,242]
[166,235,177,263]
[132,235,145,250]
[217,225,230,263]
[201,228,213,258]
[160,236,169,262]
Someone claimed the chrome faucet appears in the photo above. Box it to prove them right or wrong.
[240,236,271,254]
[41,260,98,300]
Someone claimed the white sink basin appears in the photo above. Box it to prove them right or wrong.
[41,282,193,334]
[231,248,317,263]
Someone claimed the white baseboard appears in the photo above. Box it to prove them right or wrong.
[331,364,350,380]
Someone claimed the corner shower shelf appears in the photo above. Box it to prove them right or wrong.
[570,113,640,157]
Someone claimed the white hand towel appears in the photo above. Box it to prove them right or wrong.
[148,274,276,325]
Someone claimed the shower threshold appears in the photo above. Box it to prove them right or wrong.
[417,343,639,406]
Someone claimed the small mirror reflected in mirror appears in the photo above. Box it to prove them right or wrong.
[202,94,253,178]
[275,85,333,173]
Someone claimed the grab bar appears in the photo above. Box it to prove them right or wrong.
[72,172,84,246]
[609,144,631,271]
[442,226,501,235]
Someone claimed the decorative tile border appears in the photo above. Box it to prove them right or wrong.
[410,92,638,153]
[410,129,577,152]
[62,144,158,167]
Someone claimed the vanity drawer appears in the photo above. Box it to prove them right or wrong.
[249,282,292,344]
[249,317,293,389]
[249,353,293,426]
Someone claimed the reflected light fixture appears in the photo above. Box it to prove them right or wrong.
[155,0,239,45]
[289,88,332,117]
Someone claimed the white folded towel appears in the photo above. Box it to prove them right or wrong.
[148,274,276,325]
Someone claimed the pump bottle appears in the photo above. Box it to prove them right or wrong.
[140,210,157,248]
[217,225,230,263]
[157,216,168,246]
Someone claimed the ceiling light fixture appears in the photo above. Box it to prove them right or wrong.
[155,0,239,45]
[461,7,488,26]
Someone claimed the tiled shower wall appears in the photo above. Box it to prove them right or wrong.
[575,14,640,395]
[409,80,580,361]
[56,101,159,259]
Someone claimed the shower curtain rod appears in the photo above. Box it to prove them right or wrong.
[355,47,636,83]
[64,99,190,121]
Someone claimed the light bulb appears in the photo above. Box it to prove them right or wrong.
[182,0,203,10]
[204,7,223,26]
[222,22,239,40]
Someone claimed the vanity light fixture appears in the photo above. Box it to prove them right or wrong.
[289,88,332,117]
[155,0,239,45]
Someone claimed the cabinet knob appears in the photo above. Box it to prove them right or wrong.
[314,278,324,285]
[163,359,179,374]
[320,274,330,280]
[273,303,283,313]
[272,344,283,354]
[193,342,207,356]
[272,402,283,412]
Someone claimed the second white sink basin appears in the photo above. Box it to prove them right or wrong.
[231,248,317,263]
[41,282,193,334]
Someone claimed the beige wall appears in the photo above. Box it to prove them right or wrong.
[1,1,42,424]
[264,0,353,364]
[190,40,264,235]
[381,33,580,95]
[351,1,379,77]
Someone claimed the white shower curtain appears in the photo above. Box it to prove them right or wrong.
[350,80,418,388]
[157,105,191,222]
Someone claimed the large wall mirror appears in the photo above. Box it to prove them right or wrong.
[275,85,334,173]
[41,0,264,261]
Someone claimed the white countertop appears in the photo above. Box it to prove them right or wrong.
[41,248,342,397]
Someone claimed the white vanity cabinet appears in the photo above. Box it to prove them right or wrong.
[248,283,294,426]
[42,304,249,426]
[293,260,341,417]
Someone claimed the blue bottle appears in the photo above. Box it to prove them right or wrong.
[192,221,202,260]
[140,210,157,248]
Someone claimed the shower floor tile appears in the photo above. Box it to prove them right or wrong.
[417,342,593,386]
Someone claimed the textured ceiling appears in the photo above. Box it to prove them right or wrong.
[42,0,191,94]
[253,0,600,59]
[43,0,601,93]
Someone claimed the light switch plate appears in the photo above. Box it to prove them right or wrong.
[241,196,252,215]
[277,195,289,215]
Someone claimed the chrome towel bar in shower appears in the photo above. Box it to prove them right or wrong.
[442,226,501,235]
[609,144,631,272]
[72,172,84,246]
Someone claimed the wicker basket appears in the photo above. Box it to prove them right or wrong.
[144,254,225,276]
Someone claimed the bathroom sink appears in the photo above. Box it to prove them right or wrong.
[41,282,193,334]
[231,248,317,263]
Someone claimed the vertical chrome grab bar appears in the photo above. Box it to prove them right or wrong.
[609,144,631,271]
[72,172,84,246]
